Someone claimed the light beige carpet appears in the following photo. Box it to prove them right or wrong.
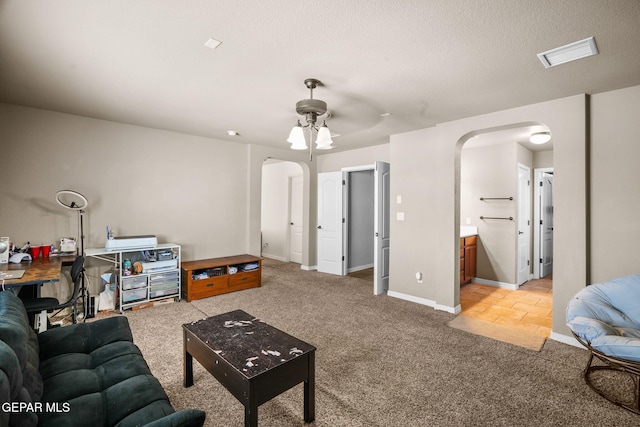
[80,259,638,426]
[448,315,546,351]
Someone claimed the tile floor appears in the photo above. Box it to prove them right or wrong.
[459,277,553,338]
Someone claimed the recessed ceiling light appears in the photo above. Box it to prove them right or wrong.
[537,36,598,68]
[204,38,222,50]
[227,130,239,136]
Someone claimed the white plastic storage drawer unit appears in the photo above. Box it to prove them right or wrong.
[122,275,148,290]
[123,287,148,303]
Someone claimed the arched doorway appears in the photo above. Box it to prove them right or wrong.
[261,159,305,263]
[453,123,554,345]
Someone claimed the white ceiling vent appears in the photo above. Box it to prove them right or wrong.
[537,36,599,68]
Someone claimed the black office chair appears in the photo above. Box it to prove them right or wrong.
[23,256,85,327]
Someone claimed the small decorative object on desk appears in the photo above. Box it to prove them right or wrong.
[60,237,77,254]
[123,259,133,276]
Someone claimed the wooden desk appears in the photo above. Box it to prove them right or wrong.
[1,256,76,289]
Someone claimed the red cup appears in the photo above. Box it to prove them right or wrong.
[41,245,51,258]
[28,246,41,259]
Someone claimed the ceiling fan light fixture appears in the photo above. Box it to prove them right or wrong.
[530,131,552,144]
[315,121,334,150]
[287,78,334,159]
[288,121,307,149]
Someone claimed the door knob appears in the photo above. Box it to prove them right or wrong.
[317,225,322,229]
[290,222,294,225]
[518,231,524,235]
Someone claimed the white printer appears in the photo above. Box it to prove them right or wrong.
[105,235,158,251]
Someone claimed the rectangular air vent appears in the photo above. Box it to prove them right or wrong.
[537,36,598,68]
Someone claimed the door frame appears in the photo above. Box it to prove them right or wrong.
[342,164,375,276]
[288,174,304,264]
[318,162,391,295]
[516,163,531,286]
[260,159,305,263]
[533,167,554,279]
[373,161,390,295]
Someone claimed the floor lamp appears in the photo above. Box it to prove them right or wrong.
[55,190,90,320]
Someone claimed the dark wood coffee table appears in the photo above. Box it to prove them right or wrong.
[183,310,316,426]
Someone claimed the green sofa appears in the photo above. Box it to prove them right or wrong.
[0,290,205,427]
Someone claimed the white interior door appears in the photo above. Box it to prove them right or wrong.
[289,175,303,264]
[317,171,344,275]
[374,161,390,295]
[540,172,554,277]
[517,164,531,286]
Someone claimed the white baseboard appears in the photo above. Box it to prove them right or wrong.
[549,332,586,349]
[472,277,519,290]
[261,253,288,262]
[387,290,460,314]
[347,263,374,273]
[261,254,315,270]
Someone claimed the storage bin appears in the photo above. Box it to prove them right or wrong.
[207,267,226,276]
[150,281,178,292]
[149,286,179,299]
[123,288,147,303]
[149,270,179,285]
[122,275,148,290]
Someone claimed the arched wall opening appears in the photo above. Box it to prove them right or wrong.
[261,159,305,263]
[388,94,586,341]
[455,122,551,284]
[453,122,555,337]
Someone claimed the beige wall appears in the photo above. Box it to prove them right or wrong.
[533,150,553,169]
[246,144,317,269]
[316,143,390,172]
[590,85,640,282]
[261,160,303,261]
[249,142,391,270]
[4,83,640,340]
[390,95,588,339]
[461,142,531,285]
[0,103,316,294]
[0,104,248,258]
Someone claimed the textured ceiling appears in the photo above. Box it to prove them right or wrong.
[1,0,639,152]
